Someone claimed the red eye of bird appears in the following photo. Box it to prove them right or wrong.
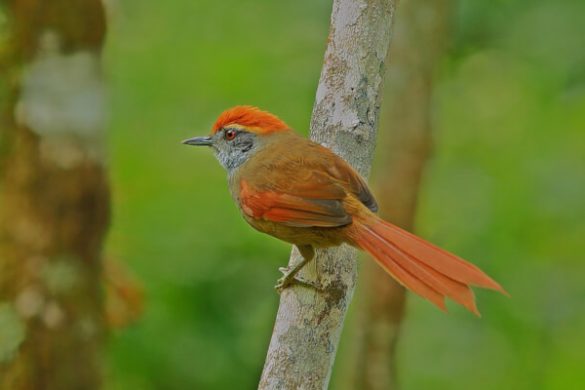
[224,129,237,141]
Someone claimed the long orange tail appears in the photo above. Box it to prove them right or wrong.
[352,216,507,315]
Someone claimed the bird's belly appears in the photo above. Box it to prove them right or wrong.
[244,216,349,248]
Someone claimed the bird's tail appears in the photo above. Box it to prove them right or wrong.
[351,215,507,315]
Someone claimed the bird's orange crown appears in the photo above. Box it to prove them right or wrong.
[212,106,289,135]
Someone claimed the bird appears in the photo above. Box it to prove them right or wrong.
[183,105,507,315]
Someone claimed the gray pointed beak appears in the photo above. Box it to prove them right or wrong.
[182,136,212,146]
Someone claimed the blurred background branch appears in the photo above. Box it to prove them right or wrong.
[345,0,451,389]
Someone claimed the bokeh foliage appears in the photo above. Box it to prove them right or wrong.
[103,0,585,388]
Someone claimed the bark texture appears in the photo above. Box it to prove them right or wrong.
[0,1,108,389]
[259,1,396,389]
[350,0,451,389]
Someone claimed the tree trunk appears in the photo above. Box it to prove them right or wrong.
[350,0,451,389]
[258,1,397,389]
[0,1,108,389]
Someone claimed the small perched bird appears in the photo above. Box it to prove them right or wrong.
[183,106,506,315]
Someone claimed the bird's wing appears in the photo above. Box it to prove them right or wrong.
[325,156,378,212]
[238,137,377,227]
[239,177,351,228]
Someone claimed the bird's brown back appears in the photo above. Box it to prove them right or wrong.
[230,130,377,247]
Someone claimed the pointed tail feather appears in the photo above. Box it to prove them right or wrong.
[352,216,507,315]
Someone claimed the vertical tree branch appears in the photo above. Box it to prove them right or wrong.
[259,1,397,389]
[350,0,451,389]
[0,1,108,388]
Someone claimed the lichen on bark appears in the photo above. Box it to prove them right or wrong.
[0,1,109,388]
[0,303,26,364]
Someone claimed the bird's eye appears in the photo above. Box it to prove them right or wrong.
[224,129,237,141]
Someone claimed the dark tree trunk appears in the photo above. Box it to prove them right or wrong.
[0,1,108,388]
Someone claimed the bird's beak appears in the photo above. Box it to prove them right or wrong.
[182,136,213,146]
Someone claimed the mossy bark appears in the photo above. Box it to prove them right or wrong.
[0,1,108,388]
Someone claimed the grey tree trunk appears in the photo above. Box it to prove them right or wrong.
[0,1,109,388]
[258,1,397,389]
[348,0,451,389]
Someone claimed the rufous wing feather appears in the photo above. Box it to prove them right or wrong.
[239,180,351,228]
[326,158,378,212]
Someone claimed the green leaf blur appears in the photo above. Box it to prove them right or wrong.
[103,0,585,389]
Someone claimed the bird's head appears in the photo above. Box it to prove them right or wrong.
[183,106,290,171]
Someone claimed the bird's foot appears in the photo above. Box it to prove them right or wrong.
[275,269,323,293]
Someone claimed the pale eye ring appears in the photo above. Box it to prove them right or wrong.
[224,129,237,141]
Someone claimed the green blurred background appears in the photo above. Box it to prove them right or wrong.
[102,0,585,388]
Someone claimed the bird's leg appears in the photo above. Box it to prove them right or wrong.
[275,245,322,292]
